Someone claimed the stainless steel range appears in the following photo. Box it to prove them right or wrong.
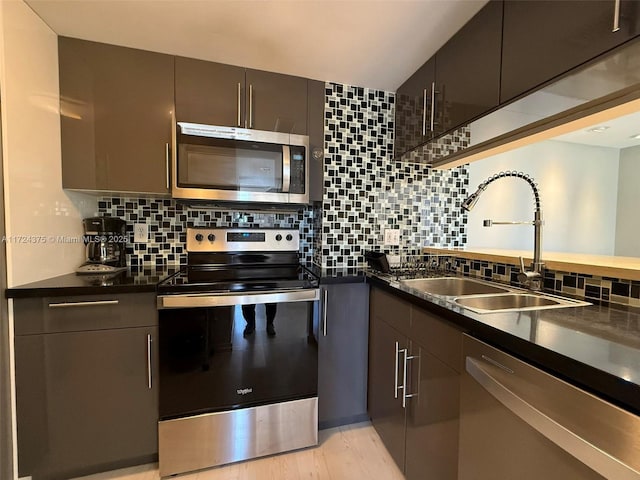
[156,228,319,477]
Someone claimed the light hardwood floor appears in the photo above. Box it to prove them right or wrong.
[71,422,404,480]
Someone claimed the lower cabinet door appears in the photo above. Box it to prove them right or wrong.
[16,326,158,480]
[318,283,369,428]
[368,316,407,472]
[405,343,460,480]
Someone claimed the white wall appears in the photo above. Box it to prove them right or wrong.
[0,0,96,287]
[466,140,619,255]
[615,145,640,257]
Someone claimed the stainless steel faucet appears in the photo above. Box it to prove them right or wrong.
[461,171,544,290]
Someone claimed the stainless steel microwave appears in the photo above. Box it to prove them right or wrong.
[172,122,309,204]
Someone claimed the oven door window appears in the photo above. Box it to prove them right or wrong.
[159,301,317,420]
[177,137,284,193]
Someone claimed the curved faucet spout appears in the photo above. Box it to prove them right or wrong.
[462,171,544,290]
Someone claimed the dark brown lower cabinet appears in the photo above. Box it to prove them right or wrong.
[405,345,460,479]
[14,294,158,480]
[368,286,461,479]
[318,282,370,429]
[368,314,408,468]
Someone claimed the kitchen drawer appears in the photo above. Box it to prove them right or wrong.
[14,293,157,335]
[410,306,463,373]
[370,287,411,336]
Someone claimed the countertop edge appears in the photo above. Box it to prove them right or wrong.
[6,284,158,298]
[319,275,367,285]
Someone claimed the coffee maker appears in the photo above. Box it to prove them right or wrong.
[76,217,128,274]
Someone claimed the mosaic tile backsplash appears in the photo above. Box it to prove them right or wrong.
[96,198,315,267]
[321,82,471,269]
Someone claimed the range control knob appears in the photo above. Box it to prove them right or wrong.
[275,234,282,241]
[286,234,293,241]
[207,233,216,242]
[195,233,204,242]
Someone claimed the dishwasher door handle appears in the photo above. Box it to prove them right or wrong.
[466,357,640,480]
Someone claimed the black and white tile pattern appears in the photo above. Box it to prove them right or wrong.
[320,82,471,269]
[96,198,315,267]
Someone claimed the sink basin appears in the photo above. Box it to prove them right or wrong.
[454,293,590,313]
[400,277,512,297]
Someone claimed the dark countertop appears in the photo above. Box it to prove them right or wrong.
[6,266,182,298]
[5,263,364,297]
[367,273,640,415]
[305,265,367,284]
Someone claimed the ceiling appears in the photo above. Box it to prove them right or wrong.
[554,109,640,150]
[25,0,487,92]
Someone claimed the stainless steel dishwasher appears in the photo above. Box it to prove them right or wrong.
[459,334,640,480]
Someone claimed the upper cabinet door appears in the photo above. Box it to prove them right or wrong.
[307,79,325,203]
[501,0,640,104]
[245,69,308,134]
[395,57,436,157]
[175,57,246,127]
[435,0,503,135]
[59,37,174,194]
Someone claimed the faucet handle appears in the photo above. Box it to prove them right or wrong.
[519,256,526,273]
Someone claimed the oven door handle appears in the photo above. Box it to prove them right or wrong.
[157,289,320,309]
[282,145,291,193]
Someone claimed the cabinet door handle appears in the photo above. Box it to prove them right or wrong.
[394,342,400,398]
[613,0,621,32]
[165,142,170,190]
[422,88,428,136]
[48,300,119,308]
[402,352,419,408]
[147,333,153,389]
[322,288,328,336]
[395,342,407,399]
[430,82,436,132]
[237,82,242,127]
[248,84,254,129]
[401,347,408,406]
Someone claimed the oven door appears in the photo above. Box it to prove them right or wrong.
[158,289,319,420]
[173,123,308,204]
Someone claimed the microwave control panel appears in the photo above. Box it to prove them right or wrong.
[289,145,306,194]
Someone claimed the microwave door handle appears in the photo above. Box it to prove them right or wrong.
[282,145,291,193]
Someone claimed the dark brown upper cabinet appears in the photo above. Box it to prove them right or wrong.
[501,0,640,104]
[175,57,308,135]
[307,79,325,203]
[59,37,174,195]
[434,0,503,135]
[174,57,245,129]
[394,57,436,157]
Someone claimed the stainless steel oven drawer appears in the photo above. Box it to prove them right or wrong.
[158,397,318,477]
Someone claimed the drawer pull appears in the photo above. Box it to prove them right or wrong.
[48,300,119,308]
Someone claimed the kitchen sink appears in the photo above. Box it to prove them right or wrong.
[400,277,512,297]
[453,292,590,314]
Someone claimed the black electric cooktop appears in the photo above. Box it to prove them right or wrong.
[157,263,319,295]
